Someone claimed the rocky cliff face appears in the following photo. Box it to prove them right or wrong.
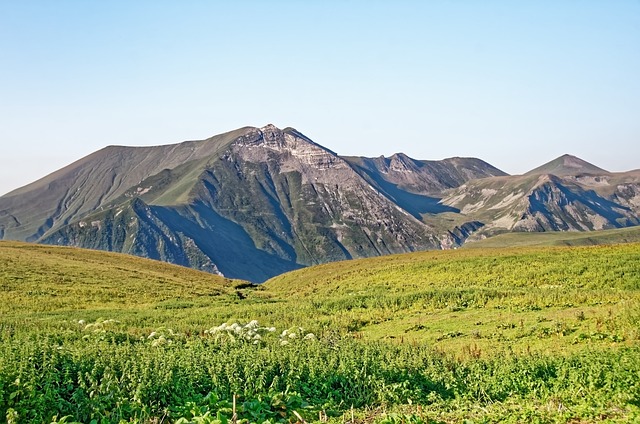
[513,175,638,232]
[442,171,640,239]
[191,125,442,275]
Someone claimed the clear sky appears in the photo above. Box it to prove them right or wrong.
[1,1,639,196]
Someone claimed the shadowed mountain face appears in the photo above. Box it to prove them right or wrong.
[343,154,507,218]
[1,125,639,281]
[0,127,252,241]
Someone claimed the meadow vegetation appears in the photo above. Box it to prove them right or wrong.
[1,240,639,423]
[464,225,640,248]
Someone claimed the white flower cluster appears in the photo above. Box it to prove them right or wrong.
[279,327,316,346]
[79,318,120,333]
[205,320,276,344]
[205,320,317,346]
[147,327,179,347]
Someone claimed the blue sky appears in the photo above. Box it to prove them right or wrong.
[1,1,639,195]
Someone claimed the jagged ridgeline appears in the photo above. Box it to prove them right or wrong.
[1,125,639,281]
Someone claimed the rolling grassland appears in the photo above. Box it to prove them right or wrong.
[1,240,639,423]
[464,226,640,248]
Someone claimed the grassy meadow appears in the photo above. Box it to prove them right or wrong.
[465,226,640,248]
[1,240,639,423]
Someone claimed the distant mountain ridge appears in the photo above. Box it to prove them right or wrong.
[1,124,639,281]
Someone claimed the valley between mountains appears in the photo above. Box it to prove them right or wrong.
[1,124,639,282]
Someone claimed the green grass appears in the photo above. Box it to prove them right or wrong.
[265,243,640,356]
[464,226,640,248]
[1,240,639,423]
[0,241,250,331]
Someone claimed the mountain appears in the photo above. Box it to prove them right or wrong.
[1,125,639,281]
[343,154,506,218]
[0,127,251,241]
[440,161,640,240]
[524,154,609,176]
[1,125,501,282]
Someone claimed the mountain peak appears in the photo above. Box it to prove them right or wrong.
[524,154,609,176]
[259,123,283,136]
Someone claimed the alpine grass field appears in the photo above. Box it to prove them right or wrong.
[1,240,639,423]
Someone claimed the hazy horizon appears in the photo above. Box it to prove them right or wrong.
[1,1,639,196]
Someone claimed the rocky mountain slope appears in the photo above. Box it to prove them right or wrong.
[1,125,638,281]
[440,157,640,240]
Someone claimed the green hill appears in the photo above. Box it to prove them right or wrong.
[464,225,640,248]
[0,241,250,328]
[265,242,640,354]
[3,240,638,353]
[1,242,639,423]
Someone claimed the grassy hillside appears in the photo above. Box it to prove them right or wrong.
[0,241,249,330]
[266,242,640,355]
[1,241,639,423]
[464,225,640,248]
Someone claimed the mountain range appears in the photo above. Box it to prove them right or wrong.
[1,124,639,282]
